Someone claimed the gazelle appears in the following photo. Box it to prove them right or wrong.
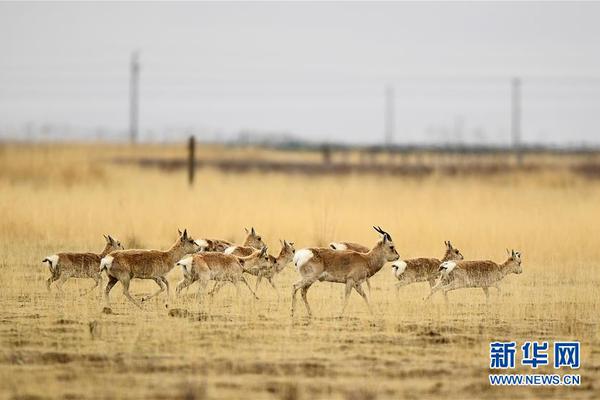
[426,249,523,302]
[43,234,123,294]
[194,238,232,252]
[100,229,200,308]
[292,226,400,317]
[223,227,266,254]
[174,247,270,300]
[238,240,295,295]
[329,241,373,293]
[391,241,463,291]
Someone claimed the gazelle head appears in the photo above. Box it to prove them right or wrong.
[103,234,124,251]
[506,249,523,274]
[238,246,271,271]
[373,226,400,262]
[444,240,464,261]
[243,227,265,249]
[275,239,295,269]
[176,229,201,254]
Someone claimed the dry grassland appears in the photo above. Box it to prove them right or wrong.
[0,143,598,399]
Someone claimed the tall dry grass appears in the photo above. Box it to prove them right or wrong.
[0,143,598,399]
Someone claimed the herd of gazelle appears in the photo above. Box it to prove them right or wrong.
[42,226,522,316]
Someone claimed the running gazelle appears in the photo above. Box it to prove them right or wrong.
[196,227,265,253]
[100,229,200,308]
[233,240,295,295]
[292,226,399,317]
[175,246,271,299]
[391,241,463,290]
[426,249,523,302]
[329,241,373,292]
[43,234,123,293]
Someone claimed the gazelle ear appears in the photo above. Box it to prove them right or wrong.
[251,227,256,235]
[244,227,249,234]
[511,249,516,257]
[506,248,511,257]
[180,229,188,240]
[178,229,183,236]
[108,235,115,244]
[260,247,268,256]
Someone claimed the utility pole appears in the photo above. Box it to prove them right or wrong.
[511,77,522,166]
[384,84,395,146]
[130,51,140,144]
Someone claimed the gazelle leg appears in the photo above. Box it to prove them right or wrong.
[267,277,279,299]
[425,279,444,301]
[46,274,60,291]
[300,284,314,317]
[55,273,71,292]
[121,278,142,309]
[240,276,259,299]
[208,281,220,295]
[196,278,209,302]
[141,277,166,302]
[209,281,226,296]
[340,280,354,315]
[483,287,490,303]
[160,277,170,298]
[255,275,263,292]
[176,277,193,296]
[81,276,101,296]
[395,280,410,292]
[291,277,315,317]
[365,278,371,294]
[354,283,372,314]
[104,276,118,307]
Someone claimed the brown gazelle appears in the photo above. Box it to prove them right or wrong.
[237,240,295,296]
[223,227,266,255]
[329,241,373,292]
[391,241,464,291]
[426,249,523,302]
[194,238,232,252]
[43,234,123,293]
[174,247,270,299]
[292,226,400,317]
[100,229,200,308]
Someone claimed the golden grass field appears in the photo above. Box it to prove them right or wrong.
[0,143,599,399]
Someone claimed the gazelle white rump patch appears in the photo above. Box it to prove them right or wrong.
[99,255,114,272]
[194,239,209,250]
[439,260,457,277]
[391,260,407,278]
[176,256,194,273]
[293,249,314,270]
[43,254,59,272]
[224,246,237,255]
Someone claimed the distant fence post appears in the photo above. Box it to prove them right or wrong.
[322,144,331,165]
[188,136,195,186]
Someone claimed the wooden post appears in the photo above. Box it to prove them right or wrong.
[188,136,195,186]
[322,144,331,165]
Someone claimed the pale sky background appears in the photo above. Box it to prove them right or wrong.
[1,1,600,145]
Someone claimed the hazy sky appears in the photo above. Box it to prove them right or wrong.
[1,2,600,144]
